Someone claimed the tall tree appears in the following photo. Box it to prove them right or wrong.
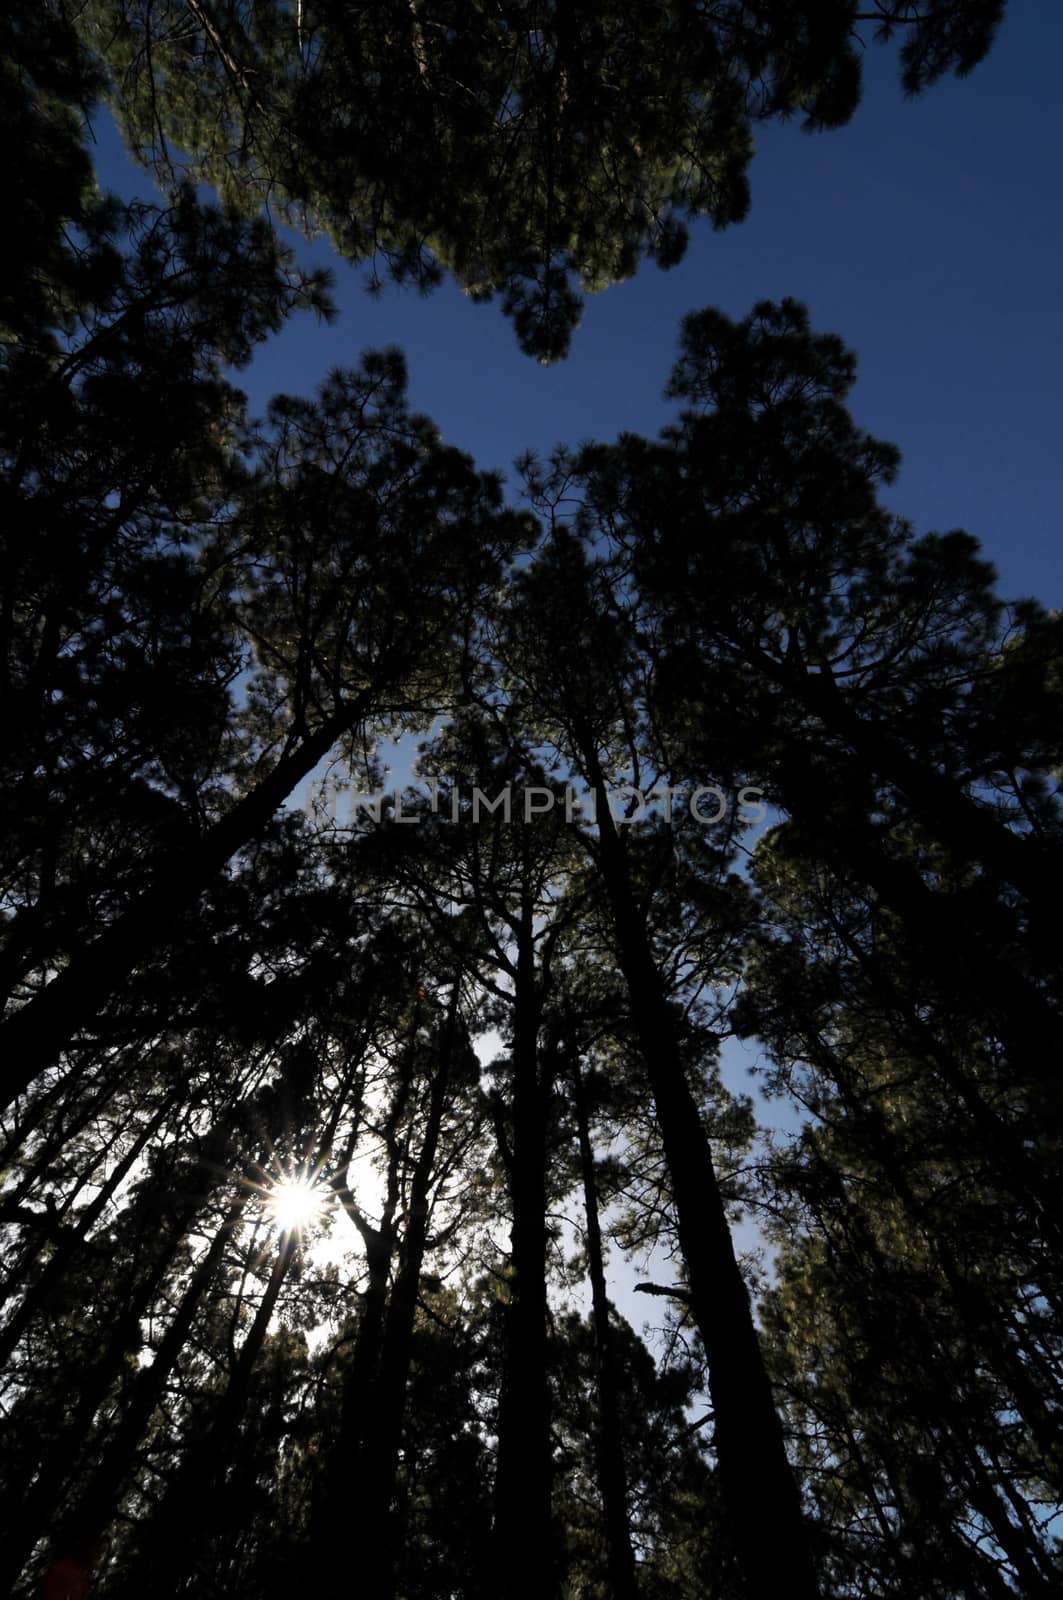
[493,528,821,1598]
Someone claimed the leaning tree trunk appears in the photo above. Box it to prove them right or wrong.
[0,691,377,1106]
[1,1182,250,1594]
[0,1086,181,1363]
[0,1111,242,1557]
[118,1226,299,1596]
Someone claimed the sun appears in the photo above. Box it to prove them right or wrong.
[266,1175,326,1235]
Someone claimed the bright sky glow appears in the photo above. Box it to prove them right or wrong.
[266,1175,326,1235]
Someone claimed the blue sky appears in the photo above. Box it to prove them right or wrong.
[92,0,1063,608]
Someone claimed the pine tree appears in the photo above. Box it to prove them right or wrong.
[6,12,1063,1595]
[71,0,1005,359]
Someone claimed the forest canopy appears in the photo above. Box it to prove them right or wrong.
[71,0,1005,360]
[3,3,1062,1599]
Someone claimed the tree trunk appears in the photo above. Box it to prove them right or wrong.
[122,1228,299,1595]
[492,907,555,1597]
[354,991,463,1598]
[0,1089,179,1362]
[571,1056,640,1600]
[1,1184,249,1593]
[313,1062,414,1584]
[581,739,820,1600]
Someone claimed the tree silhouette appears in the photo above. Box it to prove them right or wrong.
[6,7,1063,1598]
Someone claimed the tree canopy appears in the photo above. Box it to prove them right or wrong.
[4,3,1061,1599]
[71,0,1006,359]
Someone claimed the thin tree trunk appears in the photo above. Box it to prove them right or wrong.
[0,1184,249,1593]
[122,1228,299,1595]
[0,1089,180,1361]
[354,990,463,1598]
[571,1055,639,1600]
[313,1061,415,1582]
[492,904,555,1597]
[0,1114,252,1581]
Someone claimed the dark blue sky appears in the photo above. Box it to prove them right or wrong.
[91,0,1062,608]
